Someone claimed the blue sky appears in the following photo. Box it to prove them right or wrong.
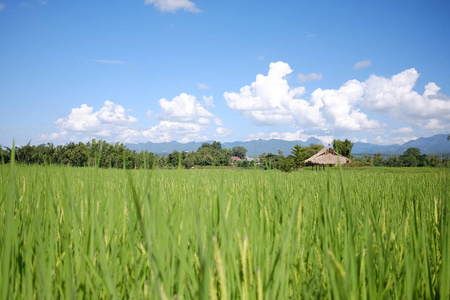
[1,0,450,147]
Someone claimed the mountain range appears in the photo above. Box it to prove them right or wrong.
[126,134,450,157]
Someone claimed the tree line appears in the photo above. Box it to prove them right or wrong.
[1,139,448,169]
[358,148,450,167]
[0,140,248,169]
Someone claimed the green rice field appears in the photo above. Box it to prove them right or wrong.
[1,163,449,299]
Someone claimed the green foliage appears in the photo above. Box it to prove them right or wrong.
[332,139,354,159]
[231,146,247,159]
[291,143,324,168]
[363,148,450,167]
[195,145,231,167]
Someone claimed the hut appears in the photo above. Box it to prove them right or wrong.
[305,147,350,170]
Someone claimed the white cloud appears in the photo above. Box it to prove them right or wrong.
[144,0,200,13]
[375,135,417,145]
[55,101,137,134]
[158,93,214,124]
[363,68,450,122]
[224,61,322,127]
[146,110,153,118]
[43,101,137,143]
[197,83,211,90]
[121,93,222,143]
[353,60,372,69]
[311,79,381,131]
[120,121,206,143]
[225,61,380,132]
[298,72,323,83]
[216,127,233,137]
[202,95,214,107]
[39,131,68,142]
[351,137,368,143]
[98,101,137,124]
[56,104,100,132]
[46,92,225,144]
[423,119,448,130]
[226,62,449,137]
[392,127,413,134]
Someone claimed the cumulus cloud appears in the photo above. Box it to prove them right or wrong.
[224,61,322,127]
[298,72,323,83]
[363,68,450,122]
[55,101,137,133]
[311,80,381,131]
[42,101,138,143]
[353,60,372,69]
[157,93,214,124]
[120,121,207,143]
[224,61,380,132]
[144,0,200,13]
[225,61,449,136]
[123,93,222,143]
[45,93,225,144]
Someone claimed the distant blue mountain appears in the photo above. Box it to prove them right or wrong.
[353,134,450,154]
[127,137,324,157]
[126,134,450,156]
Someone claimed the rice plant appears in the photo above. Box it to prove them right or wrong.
[1,163,449,299]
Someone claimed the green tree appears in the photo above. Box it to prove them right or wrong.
[182,152,195,169]
[291,145,306,168]
[291,144,324,169]
[373,153,384,166]
[332,139,354,159]
[0,146,11,164]
[167,151,183,168]
[231,146,247,159]
[400,147,426,167]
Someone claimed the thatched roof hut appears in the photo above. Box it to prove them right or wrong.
[305,147,350,167]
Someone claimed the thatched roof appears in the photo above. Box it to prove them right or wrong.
[304,147,350,166]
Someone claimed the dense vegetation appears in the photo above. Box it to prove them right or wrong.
[0,140,247,169]
[1,139,449,170]
[1,160,448,299]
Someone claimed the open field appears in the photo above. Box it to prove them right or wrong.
[1,164,449,299]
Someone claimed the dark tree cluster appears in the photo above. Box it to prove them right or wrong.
[259,143,324,172]
[360,147,450,167]
[0,140,242,170]
[332,139,354,159]
[162,142,235,169]
[0,140,157,169]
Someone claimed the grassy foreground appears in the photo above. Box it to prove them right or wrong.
[1,164,449,299]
